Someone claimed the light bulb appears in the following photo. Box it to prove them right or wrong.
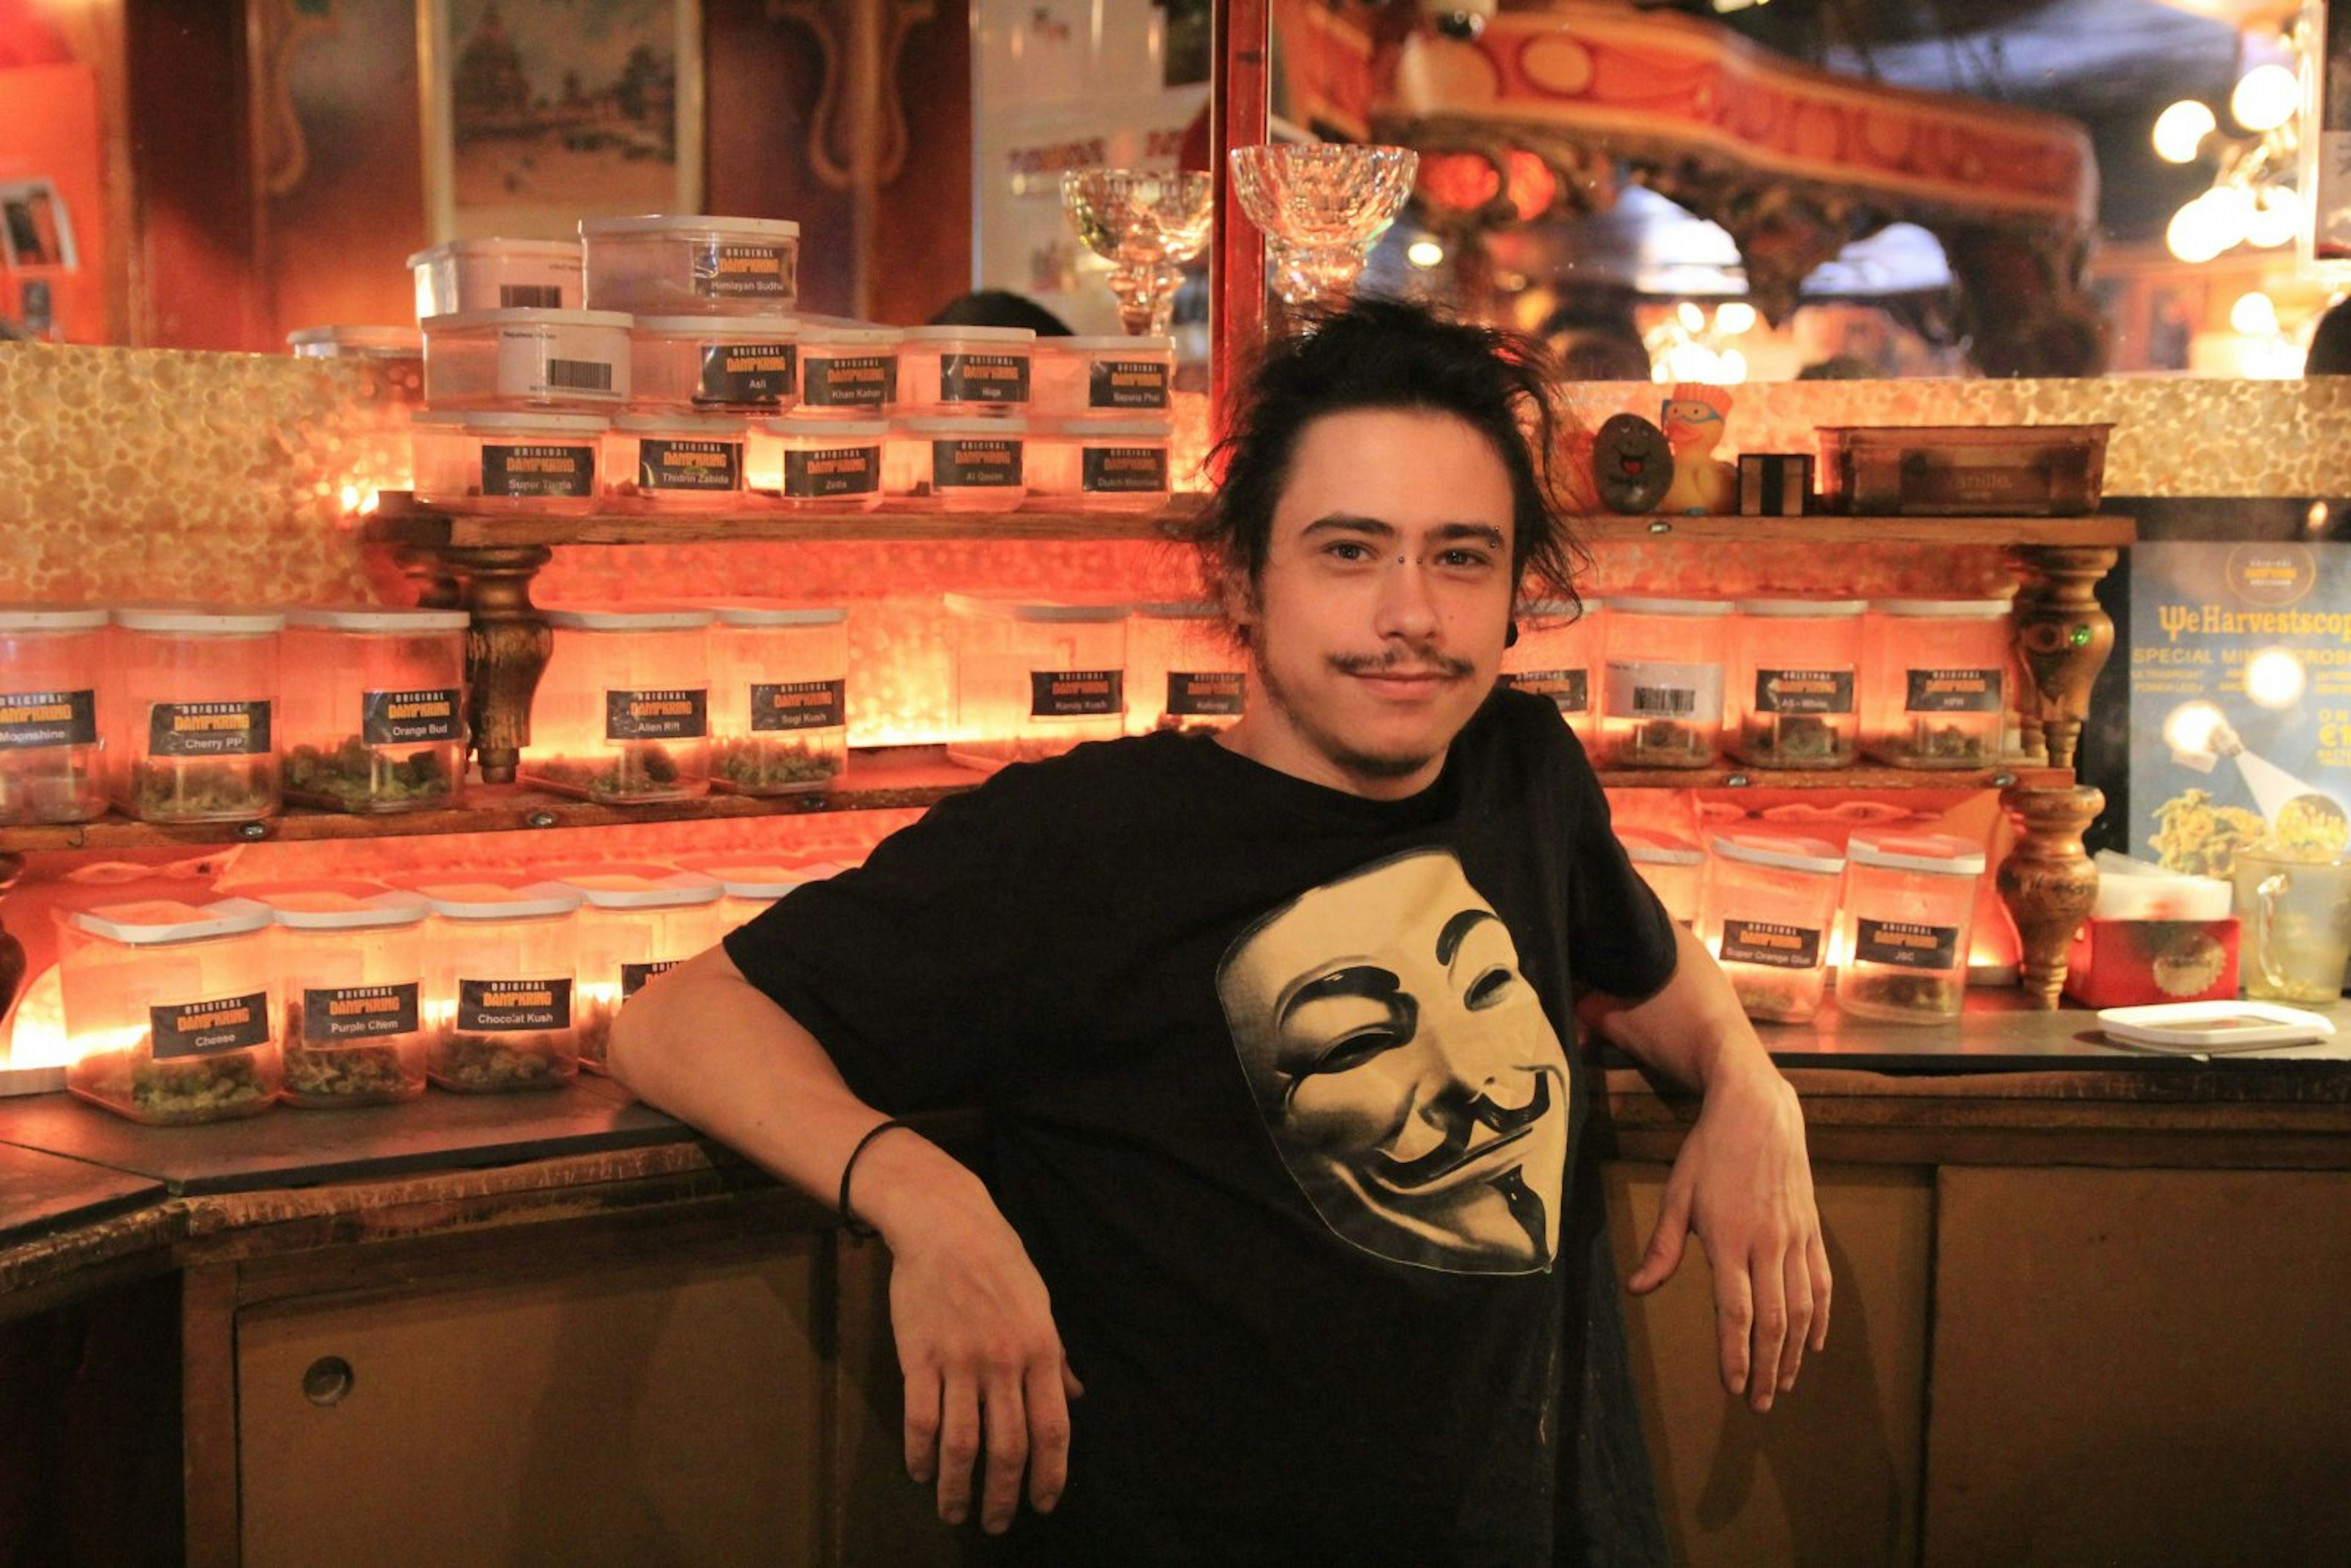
[2231,289,2279,337]
[2244,186,2302,249]
[2232,64,2301,134]
[1406,239,1446,269]
[2167,195,2230,263]
[1713,301,1757,336]
[1676,301,1706,333]
[2153,99,2218,163]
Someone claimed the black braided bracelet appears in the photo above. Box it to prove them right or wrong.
[837,1117,912,1239]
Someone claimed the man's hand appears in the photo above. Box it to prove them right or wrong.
[1625,1064,1830,1412]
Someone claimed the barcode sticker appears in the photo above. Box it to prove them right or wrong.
[546,358,614,392]
[1604,659,1722,724]
[500,284,564,309]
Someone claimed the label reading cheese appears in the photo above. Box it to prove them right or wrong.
[1029,669,1122,718]
[148,700,271,758]
[301,982,422,1044]
[604,688,708,741]
[149,992,271,1059]
[362,688,463,746]
[0,689,96,749]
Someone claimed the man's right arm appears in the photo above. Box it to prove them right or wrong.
[607,945,1080,1534]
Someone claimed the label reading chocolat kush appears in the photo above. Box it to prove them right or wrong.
[1717,920,1821,970]
[939,352,1030,404]
[149,700,271,758]
[0,689,96,749]
[1753,669,1854,715]
[934,438,1021,489]
[1030,669,1122,719]
[1853,918,1959,970]
[362,688,463,746]
[782,445,880,498]
[1905,668,2003,713]
[482,443,595,498]
[605,688,708,742]
[639,438,741,492]
[1167,671,1244,718]
[1081,446,1169,493]
[693,242,795,301]
[302,982,422,1045]
[456,978,572,1033]
[751,679,847,732]
[149,992,271,1059]
[1089,359,1171,410]
[697,342,795,406]
[1500,669,1589,715]
[802,355,896,408]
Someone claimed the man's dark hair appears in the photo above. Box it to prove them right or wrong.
[927,289,1073,337]
[2308,296,2351,375]
[1184,296,1585,617]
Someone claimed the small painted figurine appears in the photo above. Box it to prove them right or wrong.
[1659,383,1736,514]
[1587,413,1674,514]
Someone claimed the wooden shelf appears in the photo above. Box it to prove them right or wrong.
[1577,514,2135,546]
[1594,763,2069,791]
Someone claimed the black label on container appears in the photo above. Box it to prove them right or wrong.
[1089,358,1171,410]
[149,992,271,1059]
[697,342,796,406]
[1853,918,1960,969]
[1081,445,1169,493]
[605,688,708,741]
[694,241,795,300]
[1167,671,1245,718]
[1500,668,1588,715]
[500,283,564,309]
[1905,668,2004,714]
[482,442,595,498]
[1029,669,1122,718]
[362,688,463,746]
[302,981,421,1043]
[933,438,1021,488]
[621,960,680,1000]
[457,977,572,1032]
[801,355,896,408]
[782,445,880,498]
[751,679,847,731]
[1753,669,1854,715]
[939,353,1030,404]
[638,438,741,492]
[0,689,96,749]
[148,700,271,758]
[1717,920,1821,970]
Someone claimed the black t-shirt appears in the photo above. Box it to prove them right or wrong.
[725,688,1679,1565]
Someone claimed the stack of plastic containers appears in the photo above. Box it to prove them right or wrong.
[1024,335,1174,512]
[880,324,1037,512]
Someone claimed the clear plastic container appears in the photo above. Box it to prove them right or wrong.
[630,317,799,413]
[279,607,468,815]
[1024,418,1172,511]
[407,239,583,318]
[1125,602,1243,734]
[242,881,432,1107]
[606,414,748,511]
[415,878,584,1092]
[581,215,801,315]
[0,607,108,825]
[421,309,632,409]
[287,326,424,503]
[1731,599,1864,770]
[1619,827,1704,928]
[707,604,850,794]
[523,607,714,801]
[1031,335,1176,415]
[1702,832,1845,1023]
[1864,599,2014,768]
[109,606,283,823]
[1835,831,1987,1024]
[746,416,885,509]
[1500,598,1603,743]
[797,324,902,414]
[1599,597,1729,768]
[411,410,607,513]
[945,593,1127,771]
[548,865,723,1071]
[895,325,1035,412]
[674,854,842,929]
[884,417,1027,512]
[59,896,280,1124]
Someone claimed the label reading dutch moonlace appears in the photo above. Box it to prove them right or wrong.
[697,343,796,406]
[149,992,271,1059]
[692,242,795,301]
[751,680,847,732]
[933,438,1021,489]
[302,982,422,1044]
[1717,920,1821,970]
[1753,669,1854,715]
[362,688,463,746]
[1166,672,1244,718]
[782,446,880,498]
[1030,669,1122,718]
[1081,446,1169,493]
[456,978,572,1033]
[801,355,895,408]
[638,438,741,492]
[1499,669,1589,715]
[1089,358,1171,410]
[605,688,708,741]
[0,689,96,749]
[1905,668,2003,713]
[621,961,680,1000]
[482,443,595,498]
[939,353,1030,404]
[148,700,271,758]
[1852,919,1959,969]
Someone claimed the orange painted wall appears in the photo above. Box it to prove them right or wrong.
[0,62,110,342]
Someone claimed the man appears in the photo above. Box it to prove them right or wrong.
[611,298,1829,1564]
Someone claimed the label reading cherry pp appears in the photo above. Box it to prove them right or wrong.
[1717,920,1821,970]
[933,438,1022,488]
[362,688,463,746]
[939,353,1030,405]
[621,960,680,1000]
[1852,919,1960,970]
[1905,668,2004,713]
[1089,359,1172,410]
[697,343,795,406]
[1081,446,1169,493]
[751,680,847,731]
[802,355,895,408]
[782,445,880,498]
[482,443,595,498]
[637,438,741,492]
[1501,669,1589,715]
[302,982,422,1044]
[0,689,97,749]
[1030,669,1122,718]
[149,992,271,1059]
[693,242,795,301]
[456,978,572,1032]
[605,688,708,741]
[1167,671,1245,718]
[149,701,272,758]
[1753,669,1854,715]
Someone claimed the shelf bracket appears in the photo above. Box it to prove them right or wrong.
[396,546,554,785]
[1999,783,2104,1009]
[2009,542,2118,772]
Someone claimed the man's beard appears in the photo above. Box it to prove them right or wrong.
[1250,637,1472,782]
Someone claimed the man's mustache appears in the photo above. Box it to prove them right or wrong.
[1327,646,1478,680]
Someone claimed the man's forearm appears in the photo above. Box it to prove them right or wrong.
[1580,923,1785,1096]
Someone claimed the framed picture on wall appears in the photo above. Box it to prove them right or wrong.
[2306,0,2351,265]
[420,0,704,243]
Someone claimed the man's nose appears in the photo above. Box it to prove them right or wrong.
[1372,556,1442,642]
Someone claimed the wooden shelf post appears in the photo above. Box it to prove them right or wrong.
[1998,783,2104,1008]
[2010,542,2119,771]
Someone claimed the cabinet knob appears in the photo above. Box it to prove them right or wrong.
[302,1356,355,1407]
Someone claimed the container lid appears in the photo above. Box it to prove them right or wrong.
[415,879,584,920]
[1618,828,1705,866]
[1734,598,1866,617]
[0,606,107,632]
[896,325,1035,346]
[798,323,902,348]
[283,605,472,634]
[1033,417,1172,440]
[1846,830,1988,876]
[66,896,273,945]
[287,324,422,355]
[1873,598,2014,618]
[1041,334,1175,353]
[111,605,285,634]
[944,591,1127,624]
[413,409,609,435]
[1708,831,1845,876]
[759,415,888,440]
[682,858,842,899]
[612,413,748,437]
[404,238,580,266]
[579,214,801,239]
[543,605,717,631]
[240,881,433,931]
[421,309,634,331]
[632,315,801,337]
[707,602,848,627]
[1610,596,1731,618]
[894,416,1030,437]
[1133,601,1221,620]
[549,866,724,909]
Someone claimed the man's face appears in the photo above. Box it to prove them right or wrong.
[1217,849,1570,1273]
[1224,408,1516,800]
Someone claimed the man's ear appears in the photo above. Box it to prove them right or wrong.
[1218,566,1258,631]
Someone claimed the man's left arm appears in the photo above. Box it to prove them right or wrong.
[1579,922,1831,1412]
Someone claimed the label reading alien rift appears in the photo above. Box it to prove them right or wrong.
[782,445,881,498]
[149,992,271,1059]
[302,982,422,1045]
[1499,669,1589,715]
[696,342,796,406]
[933,438,1022,489]
[638,438,741,492]
[801,355,896,408]
[1752,669,1855,715]
[1081,446,1169,493]
[0,689,96,749]
[692,241,795,301]
[751,679,847,732]
[1029,669,1122,718]
[1717,920,1822,970]
[1089,358,1171,410]
[362,688,463,746]
[1904,668,2004,713]
[481,443,596,498]
[604,688,708,741]
[1166,671,1245,718]
[456,978,573,1033]
[148,700,271,758]
[1852,919,1960,970]
[939,352,1031,404]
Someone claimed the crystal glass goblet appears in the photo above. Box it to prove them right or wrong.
[1228,144,1420,310]
[1060,170,1216,337]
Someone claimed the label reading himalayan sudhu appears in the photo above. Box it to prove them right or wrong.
[149,992,271,1059]
[638,438,741,492]
[751,680,847,732]
[1905,668,2003,713]
[302,982,422,1044]
[1167,671,1244,718]
[1717,919,1822,970]
[1853,918,1959,969]
[1089,358,1171,409]
[782,445,880,498]
[1081,445,1169,493]
[802,355,895,408]
[148,700,271,758]
[0,689,96,749]
[1030,669,1122,718]
[697,342,795,406]
[362,688,463,746]
[939,352,1030,404]
[934,438,1021,488]
[605,689,708,742]
[482,443,594,499]
[693,241,795,300]
[457,978,572,1033]
[1753,669,1854,715]
[1501,668,1589,715]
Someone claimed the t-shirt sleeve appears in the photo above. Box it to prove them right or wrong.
[1553,725,1681,1003]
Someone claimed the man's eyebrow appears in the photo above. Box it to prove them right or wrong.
[1436,908,1499,964]
[1299,515,1507,552]
[1277,964,1403,1029]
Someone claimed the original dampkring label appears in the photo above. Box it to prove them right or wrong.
[1081,446,1169,493]
[939,352,1030,404]
[0,689,97,749]
[1030,669,1122,718]
[1167,671,1245,718]
[801,355,896,407]
[605,688,708,741]
[1852,918,1959,969]
[1500,668,1589,715]
[638,438,741,492]
[934,438,1022,488]
[1904,668,2004,713]
[1717,920,1822,970]
[482,443,596,498]
[697,342,796,406]
[362,688,463,746]
[1753,669,1854,715]
[1089,358,1171,409]
[751,679,847,731]
[149,992,272,1059]
[148,700,271,758]
[302,982,422,1044]
[621,960,680,1000]
[782,445,880,498]
[456,978,572,1033]
[692,241,795,301]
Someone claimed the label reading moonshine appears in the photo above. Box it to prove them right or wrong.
[1089,358,1171,409]
[482,443,596,498]
[1500,668,1589,715]
[638,438,741,492]
[362,688,463,746]
[782,445,880,498]
[1753,669,1854,715]
[697,342,796,406]
[0,689,96,749]
[621,960,680,1000]
[801,355,896,407]
[939,353,1030,404]
[302,982,422,1044]
[692,241,795,301]
[1852,918,1960,969]
[1167,671,1245,718]
[1904,668,2004,713]
[1030,669,1122,718]
[934,438,1021,488]
[751,679,846,731]
[1081,445,1169,493]
[1717,920,1821,970]
[605,688,708,741]
[149,992,271,1059]
[456,978,572,1032]
[148,700,271,757]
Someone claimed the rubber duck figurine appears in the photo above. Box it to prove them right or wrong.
[1659,383,1736,514]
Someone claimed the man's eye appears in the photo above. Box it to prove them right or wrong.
[1325,541,1373,562]
[1438,549,1494,569]
[1464,967,1516,1010]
